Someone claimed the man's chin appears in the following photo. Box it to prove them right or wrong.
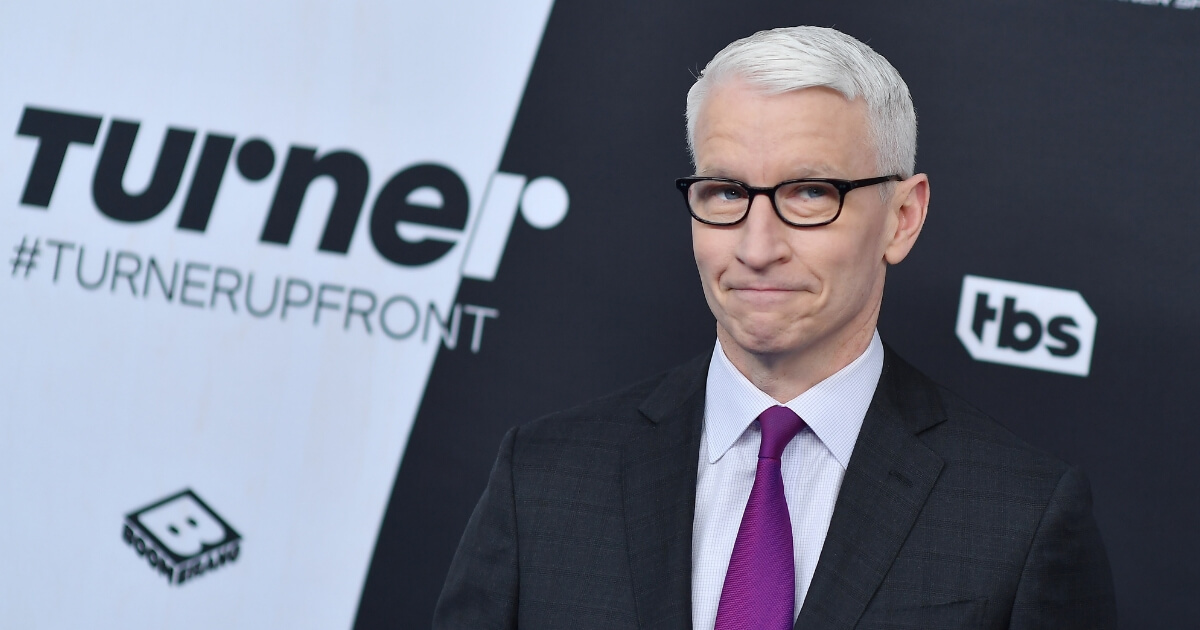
[718,323,811,359]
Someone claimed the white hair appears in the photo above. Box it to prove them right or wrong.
[685,26,917,179]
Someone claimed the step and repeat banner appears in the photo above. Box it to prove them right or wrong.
[2,0,1197,628]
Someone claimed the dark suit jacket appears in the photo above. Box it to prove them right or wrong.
[434,348,1117,629]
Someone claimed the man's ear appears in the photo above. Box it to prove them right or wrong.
[883,174,930,265]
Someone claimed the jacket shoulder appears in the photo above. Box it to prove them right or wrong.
[884,348,1073,475]
[874,350,1115,627]
[513,352,709,446]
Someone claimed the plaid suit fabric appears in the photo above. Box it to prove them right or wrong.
[434,349,1116,630]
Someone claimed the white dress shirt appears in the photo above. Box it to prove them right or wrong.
[691,331,884,630]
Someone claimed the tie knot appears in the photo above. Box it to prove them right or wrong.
[756,406,804,459]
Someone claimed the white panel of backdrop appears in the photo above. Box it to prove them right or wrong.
[0,1,555,627]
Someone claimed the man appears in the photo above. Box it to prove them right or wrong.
[434,26,1116,630]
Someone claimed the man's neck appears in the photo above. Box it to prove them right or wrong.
[717,322,878,402]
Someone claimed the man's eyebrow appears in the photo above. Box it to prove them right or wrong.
[694,163,850,180]
[785,163,847,178]
[694,167,735,178]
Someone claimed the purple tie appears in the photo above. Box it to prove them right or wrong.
[714,405,805,630]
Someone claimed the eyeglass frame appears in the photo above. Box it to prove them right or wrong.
[674,175,903,228]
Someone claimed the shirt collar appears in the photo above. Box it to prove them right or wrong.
[703,330,884,469]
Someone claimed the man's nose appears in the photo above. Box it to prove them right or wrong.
[735,194,791,269]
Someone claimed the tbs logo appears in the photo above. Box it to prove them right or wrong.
[122,489,241,587]
[955,275,1097,377]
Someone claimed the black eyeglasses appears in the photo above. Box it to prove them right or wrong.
[674,175,902,227]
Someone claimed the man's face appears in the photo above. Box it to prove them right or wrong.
[691,80,915,372]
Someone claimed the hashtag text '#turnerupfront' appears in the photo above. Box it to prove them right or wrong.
[13,234,499,353]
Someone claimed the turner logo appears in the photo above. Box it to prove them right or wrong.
[14,105,568,280]
[122,489,241,587]
[9,105,570,349]
[955,275,1097,377]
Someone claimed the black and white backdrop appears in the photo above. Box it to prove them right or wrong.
[1,1,1196,628]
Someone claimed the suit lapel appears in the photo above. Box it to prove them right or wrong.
[795,349,947,630]
[623,355,708,630]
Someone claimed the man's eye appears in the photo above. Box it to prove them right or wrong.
[794,184,831,200]
[714,185,745,201]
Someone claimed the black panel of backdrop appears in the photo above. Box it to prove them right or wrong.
[355,1,1200,627]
